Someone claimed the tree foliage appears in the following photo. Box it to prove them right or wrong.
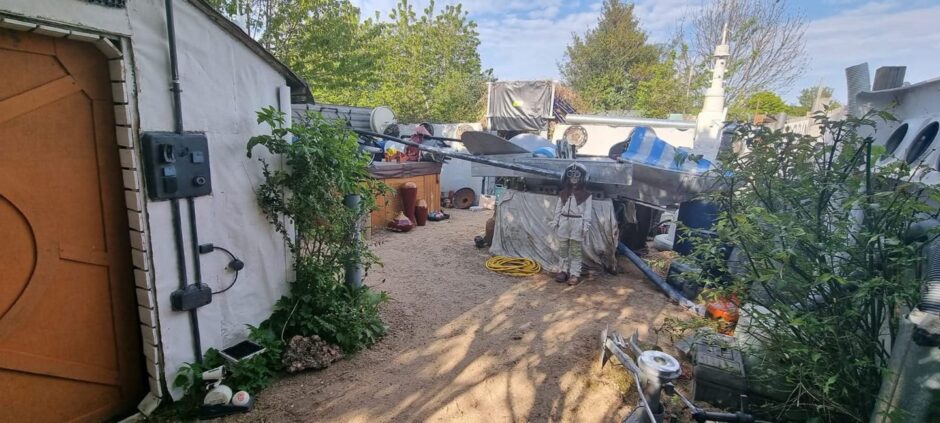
[688,110,937,420]
[559,0,660,112]
[798,85,835,109]
[369,0,492,122]
[634,50,701,118]
[247,107,390,352]
[739,90,788,118]
[686,0,807,108]
[207,0,489,122]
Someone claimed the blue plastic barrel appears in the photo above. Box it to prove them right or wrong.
[674,200,720,256]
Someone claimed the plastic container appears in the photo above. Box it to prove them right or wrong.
[692,343,747,408]
[494,184,506,200]
[674,200,720,256]
[479,194,496,210]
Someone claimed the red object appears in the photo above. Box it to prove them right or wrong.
[400,182,418,223]
[387,211,414,232]
[706,295,740,335]
[415,203,428,226]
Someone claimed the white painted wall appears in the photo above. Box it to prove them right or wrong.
[129,0,291,399]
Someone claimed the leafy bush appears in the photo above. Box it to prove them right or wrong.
[162,326,282,420]
[263,258,388,353]
[159,108,389,417]
[688,110,938,421]
[248,107,389,353]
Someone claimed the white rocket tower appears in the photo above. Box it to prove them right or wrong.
[694,25,731,161]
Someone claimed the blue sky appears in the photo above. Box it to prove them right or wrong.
[351,0,940,103]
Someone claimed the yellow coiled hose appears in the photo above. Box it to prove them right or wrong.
[485,256,541,276]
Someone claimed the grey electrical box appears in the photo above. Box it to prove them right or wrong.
[141,132,212,200]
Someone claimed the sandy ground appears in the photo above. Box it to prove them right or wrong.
[231,209,690,422]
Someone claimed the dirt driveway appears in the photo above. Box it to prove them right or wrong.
[233,209,687,422]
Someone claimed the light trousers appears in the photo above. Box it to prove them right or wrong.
[558,238,583,277]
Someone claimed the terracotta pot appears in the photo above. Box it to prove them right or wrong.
[400,182,418,223]
[415,199,428,226]
[387,211,414,232]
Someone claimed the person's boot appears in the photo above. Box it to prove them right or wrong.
[555,272,569,283]
[567,276,581,286]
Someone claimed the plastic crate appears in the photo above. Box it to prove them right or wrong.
[692,342,746,407]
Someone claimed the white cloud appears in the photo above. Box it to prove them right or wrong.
[351,0,940,101]
[349,0,697,81]
[633,0,698,40]
[797,1,940,102]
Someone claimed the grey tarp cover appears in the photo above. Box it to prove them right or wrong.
[368,161,442,179]
[488,81,553,131]
[490,190,619,272]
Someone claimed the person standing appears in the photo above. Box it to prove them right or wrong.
[550,163,592,286]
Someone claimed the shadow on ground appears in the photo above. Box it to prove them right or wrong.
[229,209,687,422]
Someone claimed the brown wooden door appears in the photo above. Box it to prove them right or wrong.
[0,29,144,422]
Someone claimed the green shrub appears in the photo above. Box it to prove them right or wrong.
[159,108,388,417]
[162,326,282,420]
[248,107,389,352]
[687,110,939,421]
[263,258,388,353]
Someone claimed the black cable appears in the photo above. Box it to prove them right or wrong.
[206,246,242,295]
[212,270,239,295]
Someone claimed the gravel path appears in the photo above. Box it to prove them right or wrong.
[230,209,687,422]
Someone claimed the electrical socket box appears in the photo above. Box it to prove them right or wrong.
[141,132,212,200]
[170,283,212,311]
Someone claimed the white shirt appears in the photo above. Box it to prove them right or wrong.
[552,194,593,241]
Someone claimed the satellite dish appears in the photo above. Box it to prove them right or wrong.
[370,106,396,133]
[563,125,588,148]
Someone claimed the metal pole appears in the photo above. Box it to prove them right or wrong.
[353,129,563,179]
[344,194,364,288]
[618,242,704,315]
[165,0,183,134]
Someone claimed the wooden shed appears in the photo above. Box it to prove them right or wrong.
[369,161,442,229]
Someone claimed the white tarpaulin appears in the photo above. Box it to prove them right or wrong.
[490,190,619,273]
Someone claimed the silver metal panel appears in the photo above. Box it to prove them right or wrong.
[470,154,532,177]
[461,131,529,154]
[471,156,633,186]
[514,157,633,186]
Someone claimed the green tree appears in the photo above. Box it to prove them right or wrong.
[205,0,381,105]
[634,49,701,118]
[369,0,491,122]
[740,91,788,118]
[798,85,834,109]
[559,0,660,112]
[265,1,382,105]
